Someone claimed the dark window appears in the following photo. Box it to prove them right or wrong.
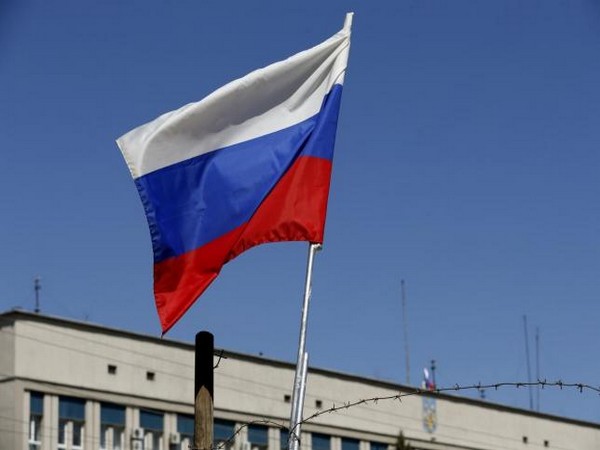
[146,371,155,381]
[312,434,330,450]
[140,409,163,431]
[214,419,235,450]
[108,365,117,374]
[30,392,44,415]
[544,440,549,447]
[214,419,235,440]
[29,392,44,448]
[178,414,194,440]
[370,443,387,450]
[522,436,528,444]
[284,394,291,403]
[101,403,125,425]
[248,424,268,450]
[280,429,289,450]
[59,396,85,420]
[101,403,125,450]
[315,400,323,409]
[58,396,85,449]
[342,438,359,450]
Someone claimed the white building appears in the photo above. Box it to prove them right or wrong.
[0,310,598,450]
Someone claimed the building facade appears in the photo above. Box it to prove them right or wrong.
[0,310,598,450]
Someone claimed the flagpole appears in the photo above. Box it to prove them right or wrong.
[288,242,321,450]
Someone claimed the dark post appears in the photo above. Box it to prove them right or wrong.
[194,331,214,450]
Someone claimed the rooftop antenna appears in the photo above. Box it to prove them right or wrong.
[401,279,410,384]
[535,327,540,412]
[430,359,436,388]
[523,315,533,410]
[34,276,41,313]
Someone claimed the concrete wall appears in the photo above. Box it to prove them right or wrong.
[0,381,17,450]
[0,319,17,450]
[0,317,15,379]
[13,319,193,405]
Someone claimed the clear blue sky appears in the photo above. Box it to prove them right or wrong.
[1,1,599,423]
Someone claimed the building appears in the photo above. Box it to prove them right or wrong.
[0,310,598,450]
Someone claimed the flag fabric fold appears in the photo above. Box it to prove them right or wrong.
[117,15,352,333]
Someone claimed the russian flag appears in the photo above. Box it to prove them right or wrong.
[117,15,352,333]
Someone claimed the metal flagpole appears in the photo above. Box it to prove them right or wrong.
[288,14,351,448]
[288,243,321,450]
[292,352,309,429]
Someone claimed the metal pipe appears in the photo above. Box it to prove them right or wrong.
[288,243,321,450]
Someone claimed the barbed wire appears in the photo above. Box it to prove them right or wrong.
[301,379,599,424]
[213,379,600,450]
[214,349,227,369]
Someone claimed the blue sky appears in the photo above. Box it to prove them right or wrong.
[1,1,599,423]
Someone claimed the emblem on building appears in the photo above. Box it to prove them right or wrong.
[422,396,437,433]
[421,367,437,433]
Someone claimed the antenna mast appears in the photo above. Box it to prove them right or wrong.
[34,277,41,314]
[535,327,540,411]
[523,315,533,410]
[401,279,410,384]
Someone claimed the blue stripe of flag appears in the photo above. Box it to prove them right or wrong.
[136,85,343,263]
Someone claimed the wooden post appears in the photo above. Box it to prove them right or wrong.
[194,331,214,450]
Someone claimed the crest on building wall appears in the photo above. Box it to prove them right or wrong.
[421,368,437,433]
[422,397,437,433]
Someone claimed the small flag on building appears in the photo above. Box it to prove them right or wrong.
[423,368,436,391]
[117,17,352,333]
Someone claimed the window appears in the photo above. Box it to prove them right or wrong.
[342,438,359,450]
[214,419,235,450]
[280,429,289,450]
[312,434,330,450]
[107,365,117,375]
[58,396,85,450]
[172,418,237,450]
[58,418,67,450]
[73,422,83,450]
[370,443,387,450]
[29,392,43,450]
[177,414,194,450]
[100,403,125,450]
[140,409,164,450]
[248,425,268,450]
[147,371,156,381]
